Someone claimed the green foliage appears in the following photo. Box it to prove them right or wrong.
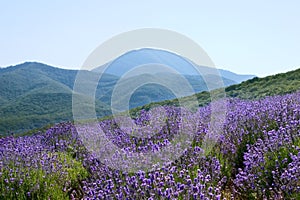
[0,92,111,134]
[0,152,88,200]
[225,68,300,99]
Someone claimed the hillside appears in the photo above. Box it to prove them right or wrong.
[99,72,237,111]
[129,67,300,115]
[0,60,254,134]
[0,62,113,134]
[225,68,300,99]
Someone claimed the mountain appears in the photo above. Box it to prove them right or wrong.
[92,48,256,83]
[0,62,113,134]
[219,69,256,83]
[0,53,255,134]
[92,48,255,110]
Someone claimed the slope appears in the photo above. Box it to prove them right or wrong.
[129,67,300,115]
[0,62,113,134]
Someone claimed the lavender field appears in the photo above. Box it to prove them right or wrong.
[1,91,300,199]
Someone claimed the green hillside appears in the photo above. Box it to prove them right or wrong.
[129,68,300,115]
[225,68,300,99]
[0,92,111,134]
[0,63,113,134]
[2,61,297,135]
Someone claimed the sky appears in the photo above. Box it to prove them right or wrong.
[0,0,299,77]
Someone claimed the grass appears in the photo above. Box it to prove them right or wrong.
[0,152,88,200]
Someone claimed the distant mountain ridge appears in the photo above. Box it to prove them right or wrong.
[92,48,255,110]
[93,48,256,81]
[0,50,255,134]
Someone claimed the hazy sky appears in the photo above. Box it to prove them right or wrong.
[1,0,299,77]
